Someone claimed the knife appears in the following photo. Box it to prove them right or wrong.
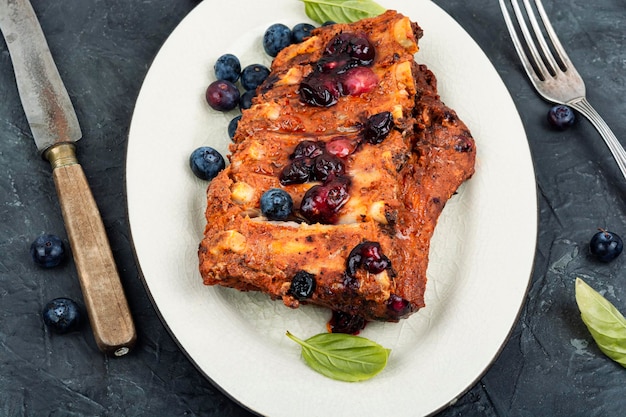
[0,0,136,356]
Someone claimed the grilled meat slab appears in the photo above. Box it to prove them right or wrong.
[198,10,476,328]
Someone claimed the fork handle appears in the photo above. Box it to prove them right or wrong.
[568,98,626,180]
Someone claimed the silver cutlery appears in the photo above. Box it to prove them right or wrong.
[499,0,626,179]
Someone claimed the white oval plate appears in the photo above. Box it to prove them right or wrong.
[127,1,537,416]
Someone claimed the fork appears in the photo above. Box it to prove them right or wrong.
[499,0,626,180]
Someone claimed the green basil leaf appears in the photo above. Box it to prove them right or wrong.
[300,0,386,24]
[286,331,390,381]
[575,277,626,367]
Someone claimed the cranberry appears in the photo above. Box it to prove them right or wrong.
[300,177,350,224]
[300,32,377,107]
[300,186,328,221]
[346,241,391,276]
[323,177,350,204]
[312,153,345,182]
[289,270,316,300]
[325,136,358,158]
[387,294,411,317]
[317,57,341,73]
[328,310,367,334]
[363,111,394,144]
[280,158,313,185]
[291,140,325,159]
[340,67,379,96]
[362,247,390,274]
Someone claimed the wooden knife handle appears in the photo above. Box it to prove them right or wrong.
[45,143,136,356]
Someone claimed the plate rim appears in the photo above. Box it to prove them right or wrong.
[125,1,538,416]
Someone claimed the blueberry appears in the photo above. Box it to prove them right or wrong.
[328,310,366,334]
[348,36,375,66]
[547,104,575,130]
[279,158,313,185]
[324,33,354,55]
[260,188,293,220]
[322,21,336,27]
[299,73,341,107]
[590,229,623,262]
[240,64,271,91]
[289,270,316,300]
[228,115,241,139]
[312,153,345,182]
[42,298,81,334]
[205,80,240,111]
[30,234,66,268]
[239,89,256,111]
[291,140,325,160]
[214,53,241,83]
[263,23,292,57]
[291,23,315,43]
[189,146,226,181]
[363,111,394,144]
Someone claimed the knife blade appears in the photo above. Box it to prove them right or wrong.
[0,0,136,356]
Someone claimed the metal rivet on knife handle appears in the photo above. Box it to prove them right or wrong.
[0,0,137,355]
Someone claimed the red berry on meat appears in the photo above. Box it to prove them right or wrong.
[340,67,379,96]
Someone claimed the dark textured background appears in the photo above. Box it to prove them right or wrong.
[1,0,626,416]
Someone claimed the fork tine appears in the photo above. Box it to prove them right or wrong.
[521,0,560,75]
[510,0,553,79]
[533,0,577,73]
[499,0,545,84]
